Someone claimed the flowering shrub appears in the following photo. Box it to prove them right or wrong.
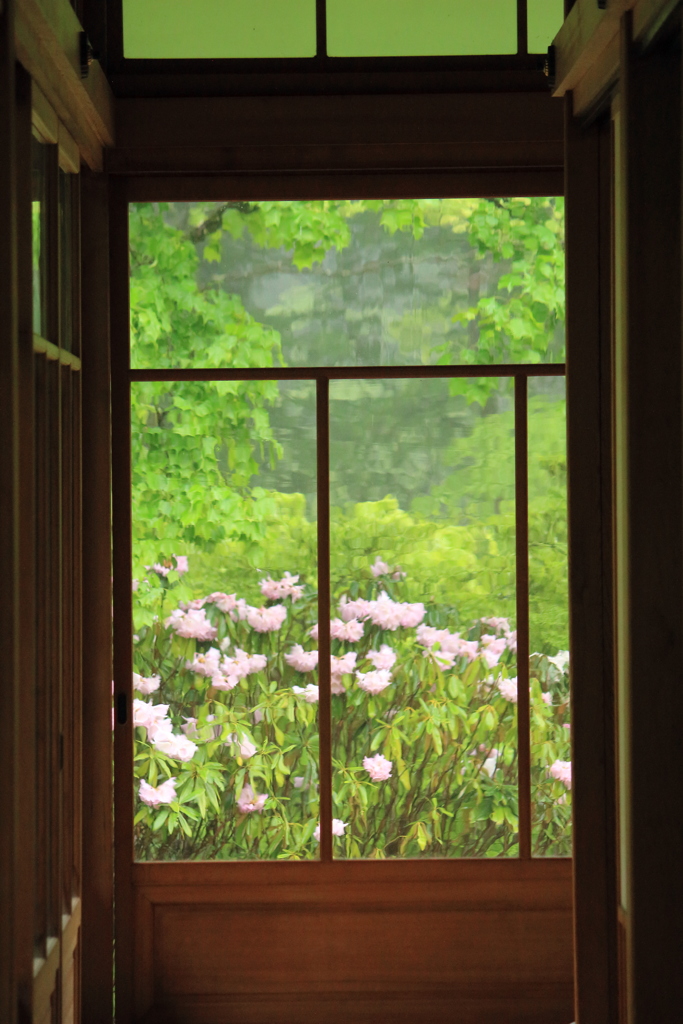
[132,558,571,861]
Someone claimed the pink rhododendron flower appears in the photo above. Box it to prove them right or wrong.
[366,644,397,671]
[330,652,357,694]
[313,818,348,841]
[549,759,572,788]
[371,557,391,577]
[480,635,508,668]
[397,602,425,628]
[246,604,287,632]
[165,607,217,641]
[186,647,221,678]
[150,562,170,578]
[236,784,267,814]
[367,592,403,630]
[180,598,206,610]
[363,753,393,781]
[480,616,511,635]
[174,554,189,575]
[285,644,319,673]
[133,699,170,731]
[227,732,257,758]
[506,630,518,653]
[133,672,161,695]
[293,683,319,703]
[293,776,305,788]
[356,669,393,695]
[426,648,456,670]
[205,592,238,614]
[139,776,177,807]
[152,732,198,762]
[132,578,139,592]
[330,617,364,642]
[366,593,425,631]
[309,622,319,640]
[497,677,518,703]
[339,596,372,622]
[541,691,553,706]
[214,648,267,689]
[259,572,304,602]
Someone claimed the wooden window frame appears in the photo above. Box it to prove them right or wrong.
[109,171,576,1024]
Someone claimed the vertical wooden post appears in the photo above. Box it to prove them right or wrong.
[16,56,37,1024]
[618,13,683,1022]
[110,178,134,1024]
[80,168,114,1024]
[565,92,618,1024]
[0,2,21,1022]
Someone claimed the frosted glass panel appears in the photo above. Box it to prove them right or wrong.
[123,0,317,59]
[527,0,564,53]
[327,0,518,56]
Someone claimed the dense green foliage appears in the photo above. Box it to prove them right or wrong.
[132,567,571,860]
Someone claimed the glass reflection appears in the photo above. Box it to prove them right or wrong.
[528,379,571,855]
[131,380,319,861]
[329,377,519,858]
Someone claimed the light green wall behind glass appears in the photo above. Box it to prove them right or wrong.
[327,0,517,56]
[527,0,564,53]
[123,0,316,58]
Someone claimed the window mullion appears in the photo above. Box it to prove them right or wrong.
[316,375,333,861]
[515,374,532,858]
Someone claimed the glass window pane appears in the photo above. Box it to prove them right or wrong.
[129,198,565,372]
[32,137,48,339]
[327,0,517,57]
[528,377,571,855]
[328,376,519,858]
[527,0,564,53]
[131,379,319,861]
[59,170,74,353]
[122,0,317,58]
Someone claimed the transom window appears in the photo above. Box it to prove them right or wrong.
[122,197,570,862]
[120,0,564,60]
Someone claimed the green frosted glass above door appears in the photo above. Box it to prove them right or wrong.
[122,0,317,59]
[326,0,517,57]
[527,0,564,54]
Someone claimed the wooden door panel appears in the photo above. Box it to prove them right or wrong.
[133,859,574,1024]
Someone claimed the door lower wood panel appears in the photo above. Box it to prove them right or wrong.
[131,858,573,1024]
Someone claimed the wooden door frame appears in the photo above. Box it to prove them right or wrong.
[105,111,601,1020]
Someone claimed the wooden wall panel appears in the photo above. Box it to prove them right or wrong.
[618,13,683,1023]
[108,92,563,179]
[132,860,574,1024]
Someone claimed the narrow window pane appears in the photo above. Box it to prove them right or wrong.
[122,0,317,58]
[327,0,517,56]
[528,377,571,855]
[328,376,518,858]
[32,138,48,339]
[58,170,74,353]
[131,379,319,861]
[527,0,564,53]
[130,198,565,372]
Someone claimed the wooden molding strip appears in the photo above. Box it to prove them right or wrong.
[16,0,114,170]
[33,334,82,371]
[552,0,681,116]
